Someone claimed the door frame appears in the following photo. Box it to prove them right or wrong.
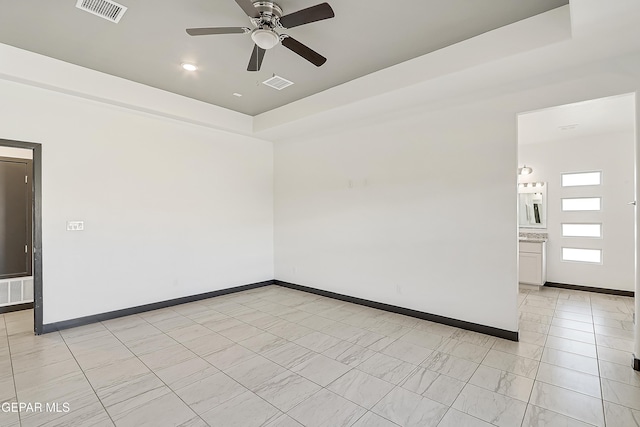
[0,138,43,334]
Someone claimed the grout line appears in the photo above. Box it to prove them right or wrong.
[57,330,117,426]
[2,316,22,427]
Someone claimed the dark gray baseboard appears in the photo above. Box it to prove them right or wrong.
[275,280,518,342]
[545,282,634,298]
[41,280,275,334]
[0,302,34,314]
[634,355,639,372]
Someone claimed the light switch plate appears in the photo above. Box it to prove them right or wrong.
[66,221,84,231]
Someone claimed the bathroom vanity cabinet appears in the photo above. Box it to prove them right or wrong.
[519,240,546,285]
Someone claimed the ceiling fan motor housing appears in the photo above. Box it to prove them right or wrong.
[252,1,283,28]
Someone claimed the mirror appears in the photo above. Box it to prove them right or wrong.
[519,183,546,229]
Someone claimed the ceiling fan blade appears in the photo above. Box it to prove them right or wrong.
[281,36,326,67]
[235,0,259,18]
[279,2,334,29]
[186,27,249,36]
[247,44,266,71]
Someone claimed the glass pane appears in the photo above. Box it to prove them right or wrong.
[562,172,601,187]
[562,198,601,211]
[562,223,602,237]
[562,248,602,263]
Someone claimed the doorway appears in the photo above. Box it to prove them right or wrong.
[516,93,637,330]
[0,138,43,334]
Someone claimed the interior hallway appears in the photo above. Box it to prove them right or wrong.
[0,285,637,427]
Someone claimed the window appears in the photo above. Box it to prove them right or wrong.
[561,197,601,211]
[562,171,601,187]
[562,248,602,263]
[562,223,602,238]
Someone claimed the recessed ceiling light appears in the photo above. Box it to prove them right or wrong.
[232,93,243,97]
[181,63,198,71]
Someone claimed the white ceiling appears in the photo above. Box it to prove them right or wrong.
[0,0,567,116]
[518,93,636,145]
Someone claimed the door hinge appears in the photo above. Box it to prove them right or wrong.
[25,175,28,184]
[25,245,28,253]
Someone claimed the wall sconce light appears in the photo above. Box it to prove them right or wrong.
[519,165,533,176]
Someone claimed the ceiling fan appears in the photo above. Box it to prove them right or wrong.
[186,0,334,71]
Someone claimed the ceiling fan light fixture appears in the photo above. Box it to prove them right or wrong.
[251,29,279,50]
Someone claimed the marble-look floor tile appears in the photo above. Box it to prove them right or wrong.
[12,357,82,391]
[518,330,547,346]
[469,365,533,402]
[224,355,287,390]
[437,408,493,427]
[420,352,478,382]
[21,400,113,427]
[357,353,417,385]
[540,347,599,376]
[596,346,633,366]
[548,326,595,345]
[519,320,551,335]
[200,390,280,427]
[351,411,398,427]
[217,323,263,342]
[138,344,197,371]
[535,363,601,398]
[399,330,447,351]
[180,332,235,358]
[452,383,527,427]
[254,371,321,412]
[492,339,543,361]
[598,360,640,387]
[294,331,344,353]
[604,401,640,427]
[239,332,287,354]
[106,386,199,427]
[327,369,394,409]
[421,374,465,406]
[596,334,634,352]
[399,367,439,395]
[544,336,597,358]
[529,381,604,427]
[288,389,366,427]
[262,342,317,370]
[522,404,595,427]
[380,340,433,365]
[267,321,314,341]
[173,372,246,415]
[154,356,219,391]
[291,353,351,387]
[265,414,304,427]
[204,343,257,370]
[551,318,594,333]
[437,338,490,364]
[372,386,447,427]
[449,330,497,349]
[601,378,640,411]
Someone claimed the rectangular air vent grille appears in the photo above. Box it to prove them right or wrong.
[76,0,128,23]
[263,75,294,90]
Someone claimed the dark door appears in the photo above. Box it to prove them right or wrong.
[0,157,32,279]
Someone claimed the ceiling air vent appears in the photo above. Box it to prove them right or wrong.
[75,0,128,23]
[262,75,294,91]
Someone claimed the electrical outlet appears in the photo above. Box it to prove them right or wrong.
[66,221,84,231]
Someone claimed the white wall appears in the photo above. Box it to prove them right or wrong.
[275,101,519,332]
[519,132,635,291]
[0,79,274,324]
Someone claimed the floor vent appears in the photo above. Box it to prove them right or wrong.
[75,0,128,23]
[263,75,294,90]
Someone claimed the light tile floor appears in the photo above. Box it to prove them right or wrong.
[0,284,637,426]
